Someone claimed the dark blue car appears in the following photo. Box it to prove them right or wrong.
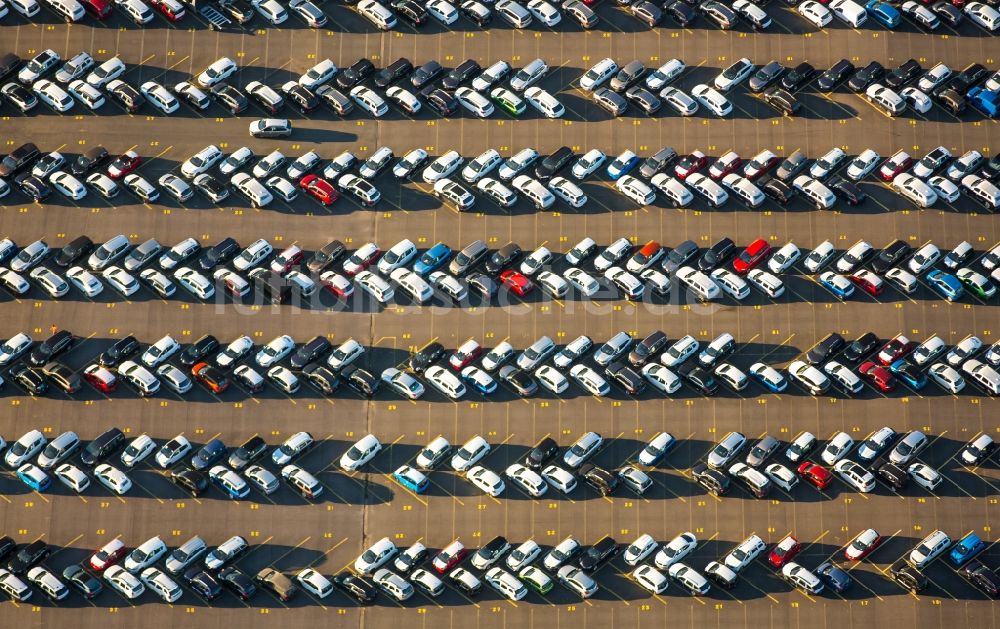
[413,242,452,276]
[926,269,965,301]
[890,359,927,390]
[949,533,986,566]
[191,439,227,471]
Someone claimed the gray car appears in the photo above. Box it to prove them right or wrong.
[745,435,779,467]
[610,60,646,92]
[748,61,785,93]
[708,432,746,469]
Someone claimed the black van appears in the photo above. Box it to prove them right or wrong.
[80,428,125,466]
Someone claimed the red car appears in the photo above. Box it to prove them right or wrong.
[432,540,468,574]
[149,0,186,20]
[300,175,339,205]
[449,339,483,370]
[80,0,112,18]
[879,150,912,181]
[342,243,381,276]
[733,239,772,274]
[708,151,743,181]
[849,270,884,296]
[844,528,882,561]
[107,150,142,179]
[674,150,708,180]
[876,335,914,365]
[797,461,832,489]
[192,362,230,393]
[859,360,896,392]
[768,534,802,568]
[743,150,781,180]
[89,538,128,572]
[83,364,118,393]
[499,269,534,297]
[320,271,354,299]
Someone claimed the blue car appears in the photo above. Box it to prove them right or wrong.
[865,0,900,28]
[950,533,986,566]
[393,465,429,494]
[750,363,788,393]
[819,271,855,299]
[890,359,927,390]
[967,87,999,119]
[17,464,52,492]
[191,438,227,471]
[606,150,640,180]
[413,242,452,276]
[926,269,965,302]
[461,366,498,395]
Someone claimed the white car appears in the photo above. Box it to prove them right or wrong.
[507,540,542,571]
[634,565,669,594]
[768,242,801,274]
[67,265,104,297]
[55,463,90,493]
[662,335,699,368]
[572,149,607,179]
[966,2,1000,31]
[907,463,942,491]
[928,363,965,393]
[252,0,288,23]
[451,435,491,472]
[467,465,505,497]
[256,334,295,367]
[422,151,464,184]
[643,364,681,395]
[834,459,875,492]
[798,0,832,26]
[174,267,214,300]
[181,145,223,179]
[654,532,697,569]
[196,57,237,89]
[426,0,459,24]
[104,565,144,599]
[714,58,754,92]
[541,465,577,494]
[355,538,398,574]
[340,434,383,471]
[526,0,560,25]
[821,432,855,465]
[94,464,132,495]
[691,84,732,116]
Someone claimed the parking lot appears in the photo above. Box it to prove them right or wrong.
[1,3,999,628]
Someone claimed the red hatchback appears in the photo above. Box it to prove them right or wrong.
[879,150,912,181]
[80,0,112,18]
[733,239,772,274]
[708,151,743,181]
[674,150,708,180]
[797,461,832,489]
[300,175,339,205]
[768,534,802,568]
[876,335,914,365]
[432,540,468,574]
[107,151,142,179]
[859,360,896,392]
[83,364,118,393]
[499,269,534,297]
[149,0,186,20]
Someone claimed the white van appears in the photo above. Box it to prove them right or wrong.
[793,175,835,209]
[677,266,721,300]
[89,234,130,271]
[962,175,1000,210]
[646,58,686,90]
[687,173,729,207]
[617,175,656,205]
[46,0,84,21]
[723,535,766,572]
[829,0,867,26]
[9,0,41,17]
[232,173,274,208]
[580,58,618,91]
[356,271,395,304]
[389,268,433,304]
[721,174,764,208]
[524,87,564,118]
[548,177,587,208]
[893,174,937,208]
[962,359,1000,395]
[650,173,693,207]
[512,175,554,209]
[866,83,905,116]
[378,239,418,275]
[425,365,466,399]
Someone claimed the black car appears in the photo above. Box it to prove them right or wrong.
[411,60,443,89]
[62,565,103,599]
[890,560,927,592]
[0,142,40,178]
[806,333,845,364]
[374,57,414,89]
[677,361,719,395]
[661,239,699,276]
[871,240,912,274]
[698,237,736,271]
[0,53,21,83]
[606,362,646,395]
[930,1,961,27]
[282,83,319,113]
[524,437,559,470]
[107,80,145,112]
[499,365,538,397]
[409,341,445,372]
[664,0,696,26]
[307,240,346,273]
[578,463,618,496]
[392,0,428,25]
[80,427,125,466]
[228,435,267,471]
[484,242,522,275]
[291,335,333,369]
[333,572,377,605]
[460,0,492,25]
[535,146,574,180]
[847,61,884,93]
[628,331,667,366]
[218,566,257,600]
[218,0,255,22]
[692,463,730,496]
[935,89,965,116]
[467,273,496,298]
[475,536,510,567]
[7,540,48,575]
[184,567,222,600]
[827,176,866,206]
[198,237,241,271]
[15,173,50,201]
[962,560,1000,598]
[872,460,908,491]
[194,174,229,203]
[763,87,799,116]
[210,83,248,114]
[816,59,855,92]
[578,537,618,571]
[303,363,340,395]
[761,177,796,204]
[442,59,482,90]
[884,59,922,90]
[841,332,879,363]
[343,365,379,397]
[11,363,48,395]
[180,334,220,367]
[425,89,458,116]
[191,439,227,471]
[979,154,1000,182]
[171,469,208,496]
[638,147,678,179]
[0,537,16,563]
[700,0,737,28]
[748,61,785,93]
[99,335,139,368]
[336,58,376,90]
[780,62,816,92]
[816,562,852,593]
[316,85,354,116]
[54,235,94,267]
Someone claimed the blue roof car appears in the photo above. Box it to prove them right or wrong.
[949,533,985,566]
[865,0,900,28]
[413,242,452,276]
[926,270,965,302]
[606,150,640,180]
[393,465,429,493]
[889,359,927,390]
[17,464,52,492]
[749,363,788,393]
[967,87,999,119]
